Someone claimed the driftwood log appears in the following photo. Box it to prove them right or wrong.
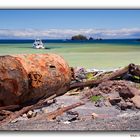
[69,65,129,90]
[69,63,140,90]
[32,102,84,121]
[0,94,57,126]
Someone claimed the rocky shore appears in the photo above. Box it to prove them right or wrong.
[1,66,140,130]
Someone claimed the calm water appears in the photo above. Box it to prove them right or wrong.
[0,39,140,69]
[0,39,140,46]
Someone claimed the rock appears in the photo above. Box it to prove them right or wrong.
[47,99,56,104]
[131,95,140,109]
[0,115,5,121]
[22,113,27,118]
[104,100,112,107]
[33,112,37,117]
[74,67,87,82]
[92,113,99,119]
[67,111,79,116]
[27,110,36,118]
[95,100,104,107]
[108,92,120,98]
[11,119,18,123]
[126,101,134,109]
[63,121,71,124]
[118,101,128,110]
[108,92,122,105]
[42,108,48,114]
[11,116,29,123]
[119,87,135,99]
[56,111,79,122]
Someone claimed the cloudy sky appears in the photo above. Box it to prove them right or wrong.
[0,10,140,39]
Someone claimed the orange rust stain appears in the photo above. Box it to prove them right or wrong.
[0,53,71,106]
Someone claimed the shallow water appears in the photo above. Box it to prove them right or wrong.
[0,39,140,69]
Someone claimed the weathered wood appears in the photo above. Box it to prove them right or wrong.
[129,63,140,76]
[0,105,21,111]
[32,102,85,121]
[0,94,56,126]
[0,110,13,115]
[69,66,129,90]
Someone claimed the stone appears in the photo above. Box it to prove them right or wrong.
[95,100,104,107]
[118,101,128,110]
[42,108,48,114]
[63,121,71,124]
[92,113,99,119]
[108,92,120,99]
[126,101,134,108]
[108,92,122,105]
[0,115,5,121]
[131,95,140,109]
[119,87,135,99]
[27,110,34,118]
[104,100,112,107]
[56,111,79,122]
[22,113,27,118]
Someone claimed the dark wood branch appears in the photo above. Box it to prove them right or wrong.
[0,94,57,126]
[129,63,140,76]
[69,66,129,90]
[0,105,21,111]
[32,102,85,121]
[0,110,13,116]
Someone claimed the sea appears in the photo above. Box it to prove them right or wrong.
[0,39,140,46]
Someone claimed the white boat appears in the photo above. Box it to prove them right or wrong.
[33,39,45,49]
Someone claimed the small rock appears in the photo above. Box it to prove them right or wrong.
[104,100,112,107]
[95,100,104,107]
[108,92,120,99]
[67,111,79,116]
[126,101,134,108]
[32,112,37,117]
[92,113,99,119]
[108,92,122,105]
[27,110,34,118]
[56,111,79,122]
[42,108,48,114]
[119,88,134,99]
[22,114,27,118]
[131,95,140,109]
[109,98,121,105]
[63,121,71,124]
[0,115,5,121]
[11,119,18,123]
[47,99,56,104]
[118,101,128,110]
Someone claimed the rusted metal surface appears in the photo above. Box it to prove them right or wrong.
[0,53,71,106]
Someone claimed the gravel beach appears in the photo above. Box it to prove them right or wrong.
[1,93,140,131]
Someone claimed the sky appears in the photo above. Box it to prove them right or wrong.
[0,9,140,39]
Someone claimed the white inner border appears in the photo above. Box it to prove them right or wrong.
[0,0,140,139]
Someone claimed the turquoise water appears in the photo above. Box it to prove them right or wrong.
[0,39,140,69]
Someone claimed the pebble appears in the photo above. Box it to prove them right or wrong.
[92,113,99,119]
[42,108,48,114]
[27,110,37,118]
[63,121,71,124]
[22,114,27,118]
